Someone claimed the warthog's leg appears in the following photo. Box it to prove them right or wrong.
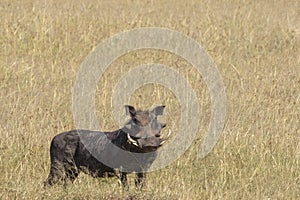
[120,172,129,190]
[63,146,79,184]
[65,163,79,184]
[135,173,146,189]
[44,160,66,186]
[44,164,78,187]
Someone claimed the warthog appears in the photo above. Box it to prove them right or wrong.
[44,105,169,188]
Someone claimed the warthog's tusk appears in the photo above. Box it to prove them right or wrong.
[166,130,171,138]
[160,130,172,145]
[127,133,138,147]
[160,130,171,139]
[160,140,166,145]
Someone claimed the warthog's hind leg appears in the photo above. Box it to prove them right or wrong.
[44,161,66,187]
[65,164,79,184]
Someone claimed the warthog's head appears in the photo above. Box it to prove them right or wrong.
[122,105,169,152]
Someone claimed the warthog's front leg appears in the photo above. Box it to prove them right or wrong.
[120,172,129,190]
[135,173,146,189]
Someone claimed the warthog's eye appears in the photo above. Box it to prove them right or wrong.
[155,133,160,137]
[132,118,139,125]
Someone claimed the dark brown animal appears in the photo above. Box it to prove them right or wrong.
[44,105,168,188]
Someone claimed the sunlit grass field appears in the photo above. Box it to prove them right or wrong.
[1,0,299,199]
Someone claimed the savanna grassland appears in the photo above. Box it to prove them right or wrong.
[0,0,299,199]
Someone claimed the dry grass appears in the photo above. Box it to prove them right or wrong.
[0,0,299,199]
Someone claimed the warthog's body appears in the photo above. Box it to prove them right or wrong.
[45,105,167,188]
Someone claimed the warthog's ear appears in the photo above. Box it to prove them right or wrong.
[125,105,136,117]
[151,105,165,116]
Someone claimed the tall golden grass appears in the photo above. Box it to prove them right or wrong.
[0,0,299,199]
